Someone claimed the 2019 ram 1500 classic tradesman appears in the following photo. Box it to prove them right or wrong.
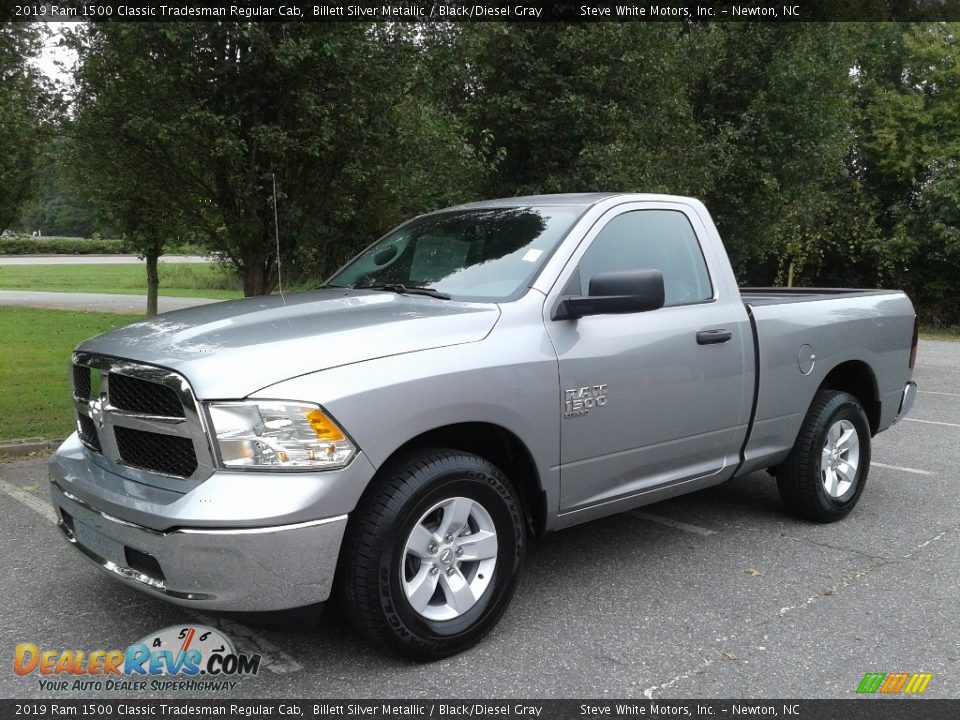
[50,194,919,659]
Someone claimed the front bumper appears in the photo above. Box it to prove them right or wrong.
[47,434,375,611]
[51,478,346,611]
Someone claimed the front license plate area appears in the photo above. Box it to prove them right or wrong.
[72,517,125,565]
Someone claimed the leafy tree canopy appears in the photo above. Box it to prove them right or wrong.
[0,23,54,232]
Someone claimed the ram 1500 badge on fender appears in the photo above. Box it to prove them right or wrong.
[50,194,919,659]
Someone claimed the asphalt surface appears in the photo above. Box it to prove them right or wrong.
[0,290,221,314]
[0,340,957,700]
[0,254,212,265]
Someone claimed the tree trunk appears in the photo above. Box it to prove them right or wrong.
[145,250,159,316]
[241,257,273,296]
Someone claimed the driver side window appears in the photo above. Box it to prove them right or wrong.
[577,210,713,306]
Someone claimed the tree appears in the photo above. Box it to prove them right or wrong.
[69,23,489,296]
[421,23,861,286]
[431,23,711,197]
[685,23,861,283]
[0,22,52,232]
[853,22,960,323]
[67,136,184,316]
[17,135,111,237]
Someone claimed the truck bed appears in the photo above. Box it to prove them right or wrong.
[736,286,915,478]
[740,287,902,307]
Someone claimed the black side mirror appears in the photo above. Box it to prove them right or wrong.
[555,269,665,320]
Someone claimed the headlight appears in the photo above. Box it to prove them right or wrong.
[207,401,356,470]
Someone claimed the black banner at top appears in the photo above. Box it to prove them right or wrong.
[7,0,960,23]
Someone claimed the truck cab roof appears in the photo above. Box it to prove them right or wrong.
[446,192,700,211]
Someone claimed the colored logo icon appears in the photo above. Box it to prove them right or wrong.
[857,672,932,694]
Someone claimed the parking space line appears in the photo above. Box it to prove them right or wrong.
[193,614,303,675]
[918,390,960,397]
[903,418,960,428]
[0,478,57,523]
[872,462,934,476]
[628,510,718,537]
[0,476,302,675]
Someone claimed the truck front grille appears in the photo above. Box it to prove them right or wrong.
[77,414,101,453]
[70,353,212,486]
[72,365,91,401]
[109,372,185,418]
[115,426,198,478]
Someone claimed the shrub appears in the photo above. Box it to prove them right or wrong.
[0,236,132,254]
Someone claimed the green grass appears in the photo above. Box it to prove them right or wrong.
[0,307,141,441]
[919,326,960,341]
[0,263,243,299]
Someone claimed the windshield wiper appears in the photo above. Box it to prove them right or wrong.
[374,284,451,300]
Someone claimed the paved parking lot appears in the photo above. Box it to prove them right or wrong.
[1,340,957,699]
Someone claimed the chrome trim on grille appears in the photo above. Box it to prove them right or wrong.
[71,352,215,489]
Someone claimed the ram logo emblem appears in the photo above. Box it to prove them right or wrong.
[563,384,608,418]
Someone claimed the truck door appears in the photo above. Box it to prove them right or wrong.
[544,203,752,515]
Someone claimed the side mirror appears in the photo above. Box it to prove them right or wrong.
[555,269,665,320]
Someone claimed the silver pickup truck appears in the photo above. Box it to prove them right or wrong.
[50,193,918,659]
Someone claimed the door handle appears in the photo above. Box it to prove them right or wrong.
[696,329,732,345]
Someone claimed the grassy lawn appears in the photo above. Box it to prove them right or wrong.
[0,307,140,442]
[0,263,243,300]
[919,326,960,341]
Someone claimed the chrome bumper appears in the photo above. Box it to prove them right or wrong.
[895,381,918,423]
[50,478,347,611]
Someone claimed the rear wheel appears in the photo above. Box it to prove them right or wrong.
[338,448,525,660]
[777,390,871,522]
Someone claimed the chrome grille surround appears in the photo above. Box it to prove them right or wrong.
[71,351,215,490]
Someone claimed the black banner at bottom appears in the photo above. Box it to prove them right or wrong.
[1,699,957,720]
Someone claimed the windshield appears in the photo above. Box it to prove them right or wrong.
[326,206,580,302]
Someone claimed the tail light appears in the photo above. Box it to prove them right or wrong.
[909,316,919,369]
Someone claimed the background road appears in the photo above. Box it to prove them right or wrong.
[1,340,956,699]
[0,255,212,266]
[0,253,221,313]
[0,290,220,314]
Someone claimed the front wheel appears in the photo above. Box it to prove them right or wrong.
[777,390,872,522]
[338,448,525,660]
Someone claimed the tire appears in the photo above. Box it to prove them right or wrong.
[777,390,872,523]
[337,448,525,660]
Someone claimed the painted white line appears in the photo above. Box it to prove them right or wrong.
[903,418,960,429]
[0,477,302,675]
[913,528,949,552]
[0,478,57,523]
[193,614,303,675]
[872,462,934,476]
[643,655,716,699]
[628,510,717,537]
[918,390,960,398]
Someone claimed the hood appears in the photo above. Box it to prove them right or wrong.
[77,289,501,398]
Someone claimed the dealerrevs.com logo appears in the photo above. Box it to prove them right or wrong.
[14,625,261,692]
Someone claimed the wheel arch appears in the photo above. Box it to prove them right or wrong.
[369,422,547,538]
[818,360,881,435]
